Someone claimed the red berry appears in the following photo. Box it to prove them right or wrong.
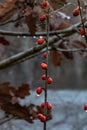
[40,15,46,21]
[36,87,42,95]
[43,52,47,58]
[37,113,46,122]
[80,28,86,36]
[42,1,49,7]
[41,74,47,80]
[40,115,46,122]
[84,104,87,111]
[41,102,46,108]
[47,103,52,110]
[47,77,53,84]
[72,6,81,16]
[37,113,43,119]
[41,102,52,110]
[41,62,47,69]
[37,38,45,45]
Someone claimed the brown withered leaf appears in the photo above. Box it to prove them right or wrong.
[58,42,73,59]
[0,102,33,123]
[71,40,87,56]
[25,12,37,35]
[15,83,30,98]
[0,82,52,123]
[49,0,67,10]
[0,82,16,96]
[52,50,61,66]
[72,40,87,48]
[0,82,30,98]
[0,0,18,24]
[0,102,52,123]
[57,21,72,30]
[0,37,10,46]
[25,3,51,35]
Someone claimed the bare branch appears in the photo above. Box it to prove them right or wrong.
[0,115,15,125]
[52,46,87,52]
[0,21,86,37]
[0,20,87,69]
[0,35,59,69]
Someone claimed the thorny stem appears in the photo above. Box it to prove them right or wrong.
[77,0,87,43]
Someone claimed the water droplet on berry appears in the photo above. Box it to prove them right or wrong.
[81,35,85,38]
[36,94,40,97]
[23,36,26,39]
[67,16,71,20]
[33,36,36,39]
[17,35,20,38]
[40,36,43,38]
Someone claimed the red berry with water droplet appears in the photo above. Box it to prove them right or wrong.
[37,38,45,45]
[36,87,42,95]
[72,6,81,16]
[42,1,49,7]
[80,28,86,36]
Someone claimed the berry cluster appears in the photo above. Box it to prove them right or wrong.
[72,6,86,36]
[36,59,53,122]
[35,1,52,123]
[39,1,48,23]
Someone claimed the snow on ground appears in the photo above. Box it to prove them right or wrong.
[0,90,87,130]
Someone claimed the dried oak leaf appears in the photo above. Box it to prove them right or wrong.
[0,0,18,24]
[0,82,16,96]
[72,40,87,48]
[25,11,37,35]
[15,83,30,98]
[0,82,30,98]
[0,102,33,123]
[52,50,61,66]
[25,3,51,35]
[58,42,73,59]
[0,82,52,123]
[49,0,67,10]
[57,21,72,30]
[71,40,87,56]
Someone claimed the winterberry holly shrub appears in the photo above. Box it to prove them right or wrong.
[36,1,53,129]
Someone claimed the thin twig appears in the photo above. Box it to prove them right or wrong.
[0,115,15,125]
[77,0,87,43]
[52,46,87,52]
